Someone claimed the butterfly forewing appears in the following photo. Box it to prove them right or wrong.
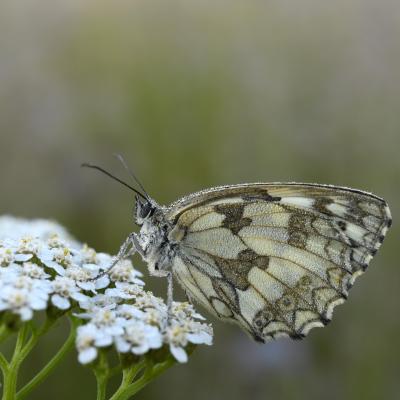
[166,183,391,342]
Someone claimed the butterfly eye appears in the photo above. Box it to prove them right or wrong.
[135,196,154,222]
[140,202,153,218]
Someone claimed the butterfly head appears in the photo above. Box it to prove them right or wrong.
[134,195,157,226]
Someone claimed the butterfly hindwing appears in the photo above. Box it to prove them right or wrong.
[166,183,391,342]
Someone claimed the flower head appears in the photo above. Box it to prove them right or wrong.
[0,216,213,364]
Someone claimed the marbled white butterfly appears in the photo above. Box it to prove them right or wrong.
[84,162,391,342]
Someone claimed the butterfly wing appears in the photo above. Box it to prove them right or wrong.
[165,183,391,342]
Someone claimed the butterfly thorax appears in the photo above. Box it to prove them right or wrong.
[136,204,176,277]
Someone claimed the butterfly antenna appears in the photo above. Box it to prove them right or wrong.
[81,163,147,200]
[113,153,150,199]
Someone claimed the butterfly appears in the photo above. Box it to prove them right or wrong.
[83,163,392,342]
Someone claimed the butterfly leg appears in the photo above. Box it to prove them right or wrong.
[89,232,139,281]
[129,233,145,257]
[166,271,173,324]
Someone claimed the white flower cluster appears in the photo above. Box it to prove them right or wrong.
[76,290,212,364]
[0,216,213,364]
[0,215,79,245]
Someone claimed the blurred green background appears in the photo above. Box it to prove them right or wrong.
[0,0,399,399]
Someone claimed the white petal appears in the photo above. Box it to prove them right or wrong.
[187,331,213,345]
[132,269,143,278]
[104,325,124,336]
[71,292,89,302]
[51,294,70,310]
[15,253,33,262]
[74,312,91,320]
[30,297,48,310]
[146,329,163,349]
[82,263,100,272]
[78,298,92,310]
[77,281,95,291]
[37,249,53,262]
[118,305,143,318]
[78,348,98,364]
[193,312,206,320]
[19,307,33,321]
[115,338,131,353]
[45,261,66,275]
[132,278,145,286]
[149,335,163,349]
[94,275,110,289]
[132,343,150,355]
[105,288,132,299]
[170,345,188,363]
[95,335,113,347]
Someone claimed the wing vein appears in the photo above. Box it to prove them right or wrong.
[238,234,370,270]
[181,251,293,330]
[257,268,327,321]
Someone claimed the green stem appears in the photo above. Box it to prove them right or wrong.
[122,359,146,386]
[109,357,176,400]
[2,323,30,400]
[126,358,176,398]
[17,319,55,363]
[14,324,30,356]
[96,376,107,400]
[2,318,58,400]
[108,359,146,400]
[0,325,10,344]
[93,352,110,400]
[0,352,9,374]
[16,319,76,400]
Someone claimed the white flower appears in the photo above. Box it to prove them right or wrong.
[0,237,36,266]
[0,287,34,321]
[0,247,14,266]
[50,247,72,268]
[0,263,21,283]
[36,248,66,275]
[116,321,163,355]
[21,262,50,279]
[171,301,206,321]
[76,299,125,337]
[108,259,144,285]
[91,308,125,336]
[140,307,165,328]
[165,320,213,363]
[63,265,97,291]
[134,291,167,312]
[16,236,41,255]
[116,304,144,320]
[78,293,118,311]
[76,324,113,364]
[165,324,190,363]
[105,281,143,300]
[0,216,79,246]
[0,276,50,321]
[185,321,213,346]
[80,244,98,264]
[51,276,89,310]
